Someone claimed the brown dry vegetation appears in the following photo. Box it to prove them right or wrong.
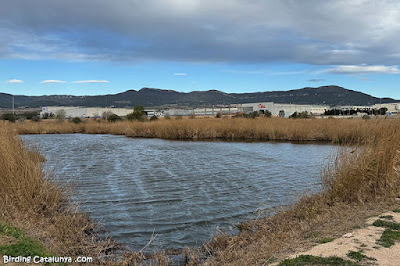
[10,117,400,144]
[1,117,400,265]
[0,126,123,265]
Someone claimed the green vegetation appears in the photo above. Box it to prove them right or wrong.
[21,111,40,120]
[279,255,359,266]
[0,223,47,257]
[318,237,334,244]
[41,112,54,119]
[126,105,146,121]
[346,250,375,262]
[372,219,400,248]
[324,107,387,116]
[1,112,41,122]
[233,111,263,119]
[376,229,400,248]
[264,110,272,117]
[289,111,310,119]
[1,113,16,122]
[372,219,400,230]
[379,215,394,220]
[393,210,400,213]
[71,117,82,124]
[149,115,158,121]
[107,113,122,122]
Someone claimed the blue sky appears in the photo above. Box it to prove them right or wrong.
[1,0,400,98]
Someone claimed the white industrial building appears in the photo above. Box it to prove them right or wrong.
[241,102,329,117]
[334,105,374,111]
[40,106,135,118]
[372,103,400,114]
[40,106,243,118]
[40,103,331,119]
[162,107,242,117]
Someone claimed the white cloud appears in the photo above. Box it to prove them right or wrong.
[40,80,66,83]
[7,79,23,83]
[71,80,110,83]
[325,65,400,75]
[173,73,188,76]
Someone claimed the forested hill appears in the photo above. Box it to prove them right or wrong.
[0,85,397,108]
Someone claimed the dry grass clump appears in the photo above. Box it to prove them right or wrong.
[323,130,400,203]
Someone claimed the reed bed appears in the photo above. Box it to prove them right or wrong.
[10,117,400,144]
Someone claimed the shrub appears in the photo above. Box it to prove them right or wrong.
[233,112,246,118]
[189,112,196,119]
[55,109,66,122]
[107,114,122,122]
[289,111,310,119]
[71,117,82,124]
[248,111,260,119]
[233,111,260,119]
[264,110,272,117]
[41,112,54,119]
[2,113,16,123]
[31,115,40,122]
[150,115,158,121]
[101,111,113,120]
[21,111,40,120]
[215,112,222,118]
[126,105,146,121]
[175,115,183,120]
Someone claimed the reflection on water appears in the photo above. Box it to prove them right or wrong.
[22,134,336,251]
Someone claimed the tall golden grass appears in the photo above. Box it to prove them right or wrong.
[0,126,117,263]
[10,117,400,144]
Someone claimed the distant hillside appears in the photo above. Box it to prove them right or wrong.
[0,86,397,109]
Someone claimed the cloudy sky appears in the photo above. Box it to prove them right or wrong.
[1,0,400,98]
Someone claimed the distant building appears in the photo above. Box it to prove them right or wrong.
[40,106,134,118]
[334,105,373,111]
[372,103,400,114]
[241,102,329,117]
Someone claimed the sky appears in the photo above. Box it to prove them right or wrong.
[0,0,400,98]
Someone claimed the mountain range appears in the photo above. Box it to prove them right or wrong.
[0,86,398,109]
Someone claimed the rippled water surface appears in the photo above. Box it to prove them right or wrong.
[22,134,337,251]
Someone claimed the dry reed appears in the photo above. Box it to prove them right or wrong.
[10,117,400,144]
[0,126,119,264]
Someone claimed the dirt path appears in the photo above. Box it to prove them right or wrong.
[276,211,400,265]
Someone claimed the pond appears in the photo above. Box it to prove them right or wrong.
[22,134,337,252]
